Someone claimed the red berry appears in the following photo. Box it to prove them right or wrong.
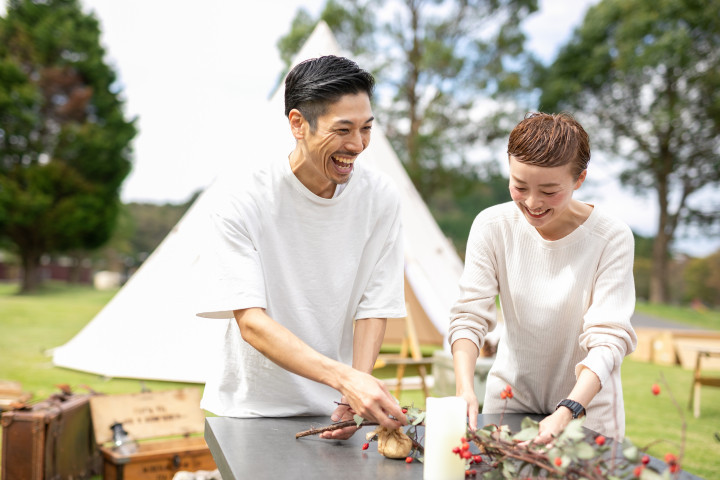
[461,437,468,443]
[633,465,644,477]
[362,442,369,450]
[500,391,507,400]
[554,457,562,466]
[405,456,413,463]
[652,384,661,395]
[595,435,606,446]
[402,408,408,413]
[465,469,477,477]
[473,455,483,463]
[461,442,470,451]
[664,453,677,464]
[453,446,461,454]
[462,450,472,459]
[669,463,680,473]
[642,455,650,465]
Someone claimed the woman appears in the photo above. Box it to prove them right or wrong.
[450,112,637,441]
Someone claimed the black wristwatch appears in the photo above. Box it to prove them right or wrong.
[555,399,586,419]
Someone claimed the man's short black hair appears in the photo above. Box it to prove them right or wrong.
[284,55,375,131]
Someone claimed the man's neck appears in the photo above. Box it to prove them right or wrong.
[288,150,336,199]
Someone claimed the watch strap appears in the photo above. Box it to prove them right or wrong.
[555,399,586,419]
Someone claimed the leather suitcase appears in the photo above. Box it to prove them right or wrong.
[1,392,102,480]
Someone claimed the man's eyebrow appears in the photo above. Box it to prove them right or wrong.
[510,175,560,187]
[334,116,375,126]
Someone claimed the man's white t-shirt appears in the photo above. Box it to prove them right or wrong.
[197,158,406,417]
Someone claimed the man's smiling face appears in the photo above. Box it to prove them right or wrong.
[291,92,373,195]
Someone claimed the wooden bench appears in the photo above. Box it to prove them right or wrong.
[687,346,720,418]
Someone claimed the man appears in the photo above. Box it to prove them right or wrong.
[197,55,407,439]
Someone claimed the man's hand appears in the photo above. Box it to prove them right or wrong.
[319,397,359,440]
[339,369,407,431]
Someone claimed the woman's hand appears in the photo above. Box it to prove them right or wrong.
[534,407,573,444]
[458,389,480,431]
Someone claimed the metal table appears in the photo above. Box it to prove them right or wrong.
[205,413,702,479]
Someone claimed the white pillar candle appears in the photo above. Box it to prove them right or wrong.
[423,396,467,480]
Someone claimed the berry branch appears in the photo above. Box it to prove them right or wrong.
[295,380,687,478]
[295,419,378,439]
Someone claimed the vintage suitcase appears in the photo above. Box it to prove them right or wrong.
[89,388,216,480]
[1,391,102,480]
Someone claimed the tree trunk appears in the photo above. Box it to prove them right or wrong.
[68,253,82,284]
[649,232,669,304]
[20,250,43,293]
[650,175,670,303]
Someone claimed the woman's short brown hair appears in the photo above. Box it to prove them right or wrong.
[507,112,590,180]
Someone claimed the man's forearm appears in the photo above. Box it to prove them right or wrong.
[234,307,350,391]
[353,317,387,374]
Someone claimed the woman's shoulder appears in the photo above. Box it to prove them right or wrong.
[585,206,634,248]
[472,202,520,228]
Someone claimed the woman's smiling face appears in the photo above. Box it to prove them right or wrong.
[508,155,586,238]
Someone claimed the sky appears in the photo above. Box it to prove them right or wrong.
[4,0,718,256]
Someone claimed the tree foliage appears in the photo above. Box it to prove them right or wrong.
[278,0,534,252]
[683,250,720,306]
[537,0,720,303]
[0,0,136,292]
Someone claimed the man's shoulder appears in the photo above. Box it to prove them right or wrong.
[353,163,400,201]
[208,160,284,216]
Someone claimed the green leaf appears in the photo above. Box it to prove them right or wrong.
[412,411,426,426]
[512,426,538,442]
[501,460,518,478]
[623,444,639,462]
[353,414,364,427]
[558,419,586,441]
[640,468,666,480]
[520,417,540,430]
[574,441,596,460]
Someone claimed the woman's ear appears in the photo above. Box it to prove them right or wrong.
[574,169,588,190]
[288,109,306,140]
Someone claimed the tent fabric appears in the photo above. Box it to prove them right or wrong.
[52,22,463,383]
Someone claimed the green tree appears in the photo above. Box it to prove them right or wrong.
[278,0,534,252]
[537,0,720,303]
[0,0,136,292]
[683,250,720,306]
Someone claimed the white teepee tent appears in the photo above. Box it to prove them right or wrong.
[52,22,464,383]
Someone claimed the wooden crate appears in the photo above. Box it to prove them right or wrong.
[89,388,216,480]
[0,380,31,410]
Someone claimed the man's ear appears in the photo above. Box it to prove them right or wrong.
[288,109,306,140]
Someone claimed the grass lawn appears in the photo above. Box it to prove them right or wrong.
[635,301,720,331]
[622,358,720,479]
[0,282,197,399]
[2,282,720,478]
